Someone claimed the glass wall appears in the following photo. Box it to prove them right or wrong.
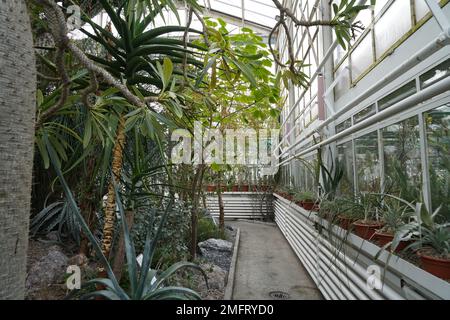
[337,141,354,195]
[425,104,450,221]
[333,0,446,93]
[382,116,422,202]
[355,131,380,192]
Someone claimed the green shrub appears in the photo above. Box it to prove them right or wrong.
[197,217,225,243]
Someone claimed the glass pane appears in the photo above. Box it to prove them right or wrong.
[383,116,422,202]
[420,58,450,89]
[355,131,380,192]
[334,59,350,100]
[354,104,376,124]
[414,0,437,21]
[350,9,373,45]
[351,32,374,81]
[378,80,417,111]
[374,0,390,17]
[425,104,450,221]
[337,141,354,196]
[336,118,352,133]
[334,44,346,65]
[374,0,412,59]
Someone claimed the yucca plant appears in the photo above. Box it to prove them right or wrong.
[79,0,205,91]
[44,133,207,299]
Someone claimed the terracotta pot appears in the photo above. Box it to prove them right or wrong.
[302,200,315,211]
[206,185,216,192]
[252,185,258,192]
[338,215,356,230]
[295,200,303,207]
[373,232,412,252]
[231,185,239,192]
[418,250,450,280]
[240,185,249,192]
[352,220,384,240]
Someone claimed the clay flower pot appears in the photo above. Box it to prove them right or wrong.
[231,185,239,192]
[352,220,385,240]
[302,200,315,211]
[338,215,357,230]
[240,185,249,192]
[373,232,412,252]
[206,185,216,192]
[418,249,450,280]
[294,200,303,207]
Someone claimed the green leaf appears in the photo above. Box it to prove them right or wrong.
[83,113,92,149]
[163,57,173,88]
[224,56,257,87]
[37,89,44,107]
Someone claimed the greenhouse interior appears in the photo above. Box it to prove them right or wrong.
[0,0,449,302]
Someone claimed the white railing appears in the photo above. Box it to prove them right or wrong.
[273,193,450,300]
[206,192,274,220]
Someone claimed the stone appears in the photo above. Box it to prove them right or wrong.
[46,231,59,241]
[198,238,233,270]
[26,245,69,294]
[195,263,227,300]
[68,253,88,267]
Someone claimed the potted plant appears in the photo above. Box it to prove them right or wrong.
[415,225,450,280]
[373,200,413,252]
[276,186,294,201]
[406,205,450,280]
[318,199,339,220]
[228,176,239,192]
[240,182,249,192]
[351,193,384,240]
[329,197,363,230]
[294,191,317,211]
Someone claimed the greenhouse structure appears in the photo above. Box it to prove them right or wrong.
[0,0,449,302]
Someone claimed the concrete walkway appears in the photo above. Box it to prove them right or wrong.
[229,220,322,300]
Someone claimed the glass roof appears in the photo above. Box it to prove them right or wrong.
[200,0,279,31]
[70,0,279,40]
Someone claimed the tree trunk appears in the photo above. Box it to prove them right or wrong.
[189,165,205,259]
[112,209,134,283]
[217,175,225,233]
[0,0,36,299]
[101,115,126,259]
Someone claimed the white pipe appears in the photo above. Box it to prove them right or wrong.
[426,0,450,31]
[279,73,450,166]
[278,30,450,161]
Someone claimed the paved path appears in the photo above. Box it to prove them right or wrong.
[229,221,322,300]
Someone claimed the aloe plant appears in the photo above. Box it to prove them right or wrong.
[293,190,316,203]
[44,134,207,300]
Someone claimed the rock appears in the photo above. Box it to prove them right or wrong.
[68,253,88,267]
[195,263,227,300]
[198,239,233,270]
[199,238,233,252]
[46,231,59,241]
[26,245,69,294]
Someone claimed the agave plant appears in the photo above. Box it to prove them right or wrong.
[44,133,207,300]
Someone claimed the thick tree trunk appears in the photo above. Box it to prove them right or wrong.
[0,0,36,299]
[101,115,126,259]
[112,209,134,283]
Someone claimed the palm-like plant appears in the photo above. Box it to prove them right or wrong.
[45,134,207,299]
